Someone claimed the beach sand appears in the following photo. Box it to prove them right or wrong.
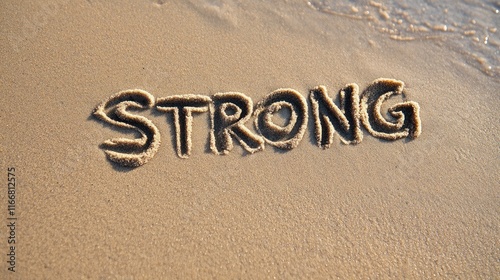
[0,0,498,278]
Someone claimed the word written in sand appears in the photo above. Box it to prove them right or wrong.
[93,78,421,167]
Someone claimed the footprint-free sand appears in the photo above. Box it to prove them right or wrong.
[0,0,498,278]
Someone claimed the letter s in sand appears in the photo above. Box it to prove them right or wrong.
[93,89,161,167]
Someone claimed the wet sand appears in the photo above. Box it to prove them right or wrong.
[0,0,498,278]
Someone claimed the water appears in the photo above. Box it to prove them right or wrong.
[307,0,500,77]
[177,0,498,77]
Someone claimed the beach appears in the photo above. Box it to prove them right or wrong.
[0,0,498,278]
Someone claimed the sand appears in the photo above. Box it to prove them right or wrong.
[0,0,498,278]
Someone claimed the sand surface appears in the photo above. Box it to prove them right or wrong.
[1,0,499,278]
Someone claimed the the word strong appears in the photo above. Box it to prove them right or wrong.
[93,78,421,167]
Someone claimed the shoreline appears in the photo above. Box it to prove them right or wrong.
[1,0,498,278]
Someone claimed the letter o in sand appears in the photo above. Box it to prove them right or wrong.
[254,89,308,150]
